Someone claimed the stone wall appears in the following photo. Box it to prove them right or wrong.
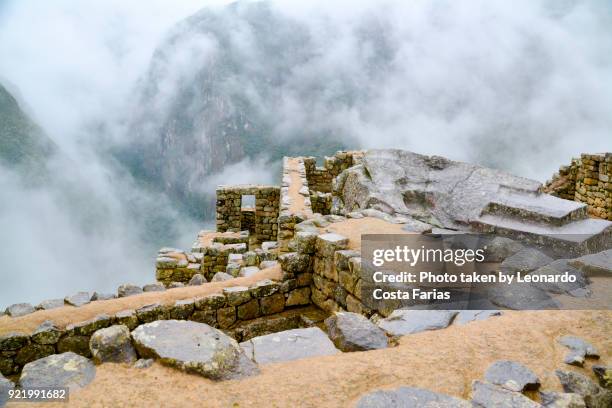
[545,153,612,220]
[216,185,280,242]
[0,277,317,377]
[303,151,364,215]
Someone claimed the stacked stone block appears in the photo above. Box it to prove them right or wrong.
[0,276,314,376]
[155,249,204,286]
[303,151,364,215]
[545,153,612,220]
[216,185,280,242]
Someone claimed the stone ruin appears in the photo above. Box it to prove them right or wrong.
[544,153,612,221]
[2,149,611,406]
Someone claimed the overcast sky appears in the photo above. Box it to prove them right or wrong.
[0,0,610,308]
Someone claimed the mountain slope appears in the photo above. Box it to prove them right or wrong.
[0,83,56,178]
[118,2,364,218]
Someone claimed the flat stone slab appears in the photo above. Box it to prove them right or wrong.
[211,272,234,282]
[377,310,458,336]
[325,312,388,352]
[64,292,91,307]
[240,327,339,364]
[91,292,115,301]
[569,249,612,277]
[483,237,524,262]
[500,248,553,275]
[239,266,260,278]
[5,303,35,317]
[471,380,540,408]
[36,298,65,310]
[142,283,166,292]
[19,352,96,391]
[455,310,502,325]
[488,282,559,310]
[484,360,540,392]
[131,320,258,380]
[557,335,599,366]
[529,260,590,297]
[356,386,472,408]
[117,284,143,297]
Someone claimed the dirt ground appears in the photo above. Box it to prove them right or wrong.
[9,310,610,408]
[286,157,307,214]
[323,217,408,249]
[0,266,281,335]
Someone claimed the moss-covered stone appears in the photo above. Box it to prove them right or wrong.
[194,293,226,310]
[169,299,195,320]
[223,287,252,306]
[237,299,261,320]
[0,332,29,351]
[57,335,91,358]
[31,321,62,345]
[15,343,55,366]
[115,309,139,330]
[217,307,237,329]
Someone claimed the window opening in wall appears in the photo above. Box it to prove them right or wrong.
[241,195,255,209]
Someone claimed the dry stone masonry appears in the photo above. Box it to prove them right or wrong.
[545,153,612,221]
[216,185,280,242]
[2,148,611,401]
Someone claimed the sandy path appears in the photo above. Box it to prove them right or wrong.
[0,266,281,335]
[12,310,609,408]
[286,157,307,214]
[323,217,407,250]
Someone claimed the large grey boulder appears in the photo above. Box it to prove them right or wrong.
[324,312,387,352]
[211,272,234,282]
[239,266,260,278]
[557,336,599,366]
[240,327,339,364]
[568,250,612,277]
[117,284,143,297]
[19,352,96,391]
[91,292,116,301]
[5,303,35,317]
[555,370,612,408]
[36,298,64,310]
[89,325,137,364]
[484,360,540,392]
[471,380,540,408]
[488,282,559,310]
[356,386,472,407]
[325,312,388,351]
[142,283,166,292]
[377,310,458,336]
[483,237,524,262]
[529,260,590,297]
[500,248,554,276]
[0,373,14,407]
[335,149,611,255]
[64,292,91,307]
[540,392,586,408]
[188,274,207,286]
[131,320,258,380]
